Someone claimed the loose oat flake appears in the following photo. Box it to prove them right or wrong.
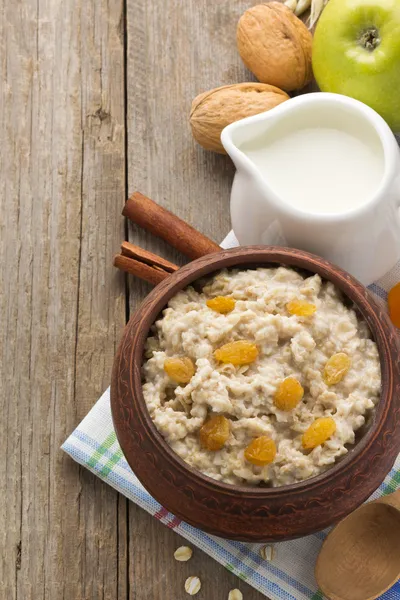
[174,546,193,562]
[185,576,201,595]
[260,545,275,561]
[228,589,243,600]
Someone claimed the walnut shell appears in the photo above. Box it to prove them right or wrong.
[237,2,313,92]
[190,82,289,154]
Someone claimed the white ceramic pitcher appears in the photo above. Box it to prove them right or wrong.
[221,93,400,285]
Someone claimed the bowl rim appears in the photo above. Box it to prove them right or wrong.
[112,246,395,495]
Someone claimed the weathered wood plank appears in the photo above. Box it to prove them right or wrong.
[126,1,265,597]
[1,0,277,597]
[129,506,265,600]
[126,0,253,281]
[0,0,126,598]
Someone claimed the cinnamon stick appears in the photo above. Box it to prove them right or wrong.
[123,192,221,260]
[114,241,179,285]
[121,241,178,273]
[113,254,170,285]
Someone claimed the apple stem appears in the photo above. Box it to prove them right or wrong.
[359,27,380,51]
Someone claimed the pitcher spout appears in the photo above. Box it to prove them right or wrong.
[221,103,280,174]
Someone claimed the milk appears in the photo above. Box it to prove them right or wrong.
[240,127,384,215]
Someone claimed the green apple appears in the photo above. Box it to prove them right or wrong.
[312,0,400,131]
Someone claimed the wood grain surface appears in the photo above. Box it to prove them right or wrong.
[1,0,267,598]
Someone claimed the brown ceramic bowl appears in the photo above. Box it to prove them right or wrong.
[111,246,400,542]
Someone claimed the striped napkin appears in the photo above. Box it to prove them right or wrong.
[62,232,400,600]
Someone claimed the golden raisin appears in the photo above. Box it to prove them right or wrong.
[302,417,336,449]
[388,282,400,328]
[206,296,236,314]
[200,415,230,451]
[286,299,317,317]
[323,353,351,386]
[214,341,258,365]
[274,377,304,411]
[164,357,195,384]
[244,436,277,466]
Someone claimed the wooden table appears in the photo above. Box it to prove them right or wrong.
[1,0,267,597]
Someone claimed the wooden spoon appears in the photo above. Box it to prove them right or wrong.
[315,490,400,600]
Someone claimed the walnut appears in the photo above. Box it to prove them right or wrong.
[190,82,288,154]
[237,2,313,91]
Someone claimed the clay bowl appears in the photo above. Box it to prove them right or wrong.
[111,246,400,542]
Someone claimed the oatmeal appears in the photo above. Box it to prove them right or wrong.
[142,267,381,487]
